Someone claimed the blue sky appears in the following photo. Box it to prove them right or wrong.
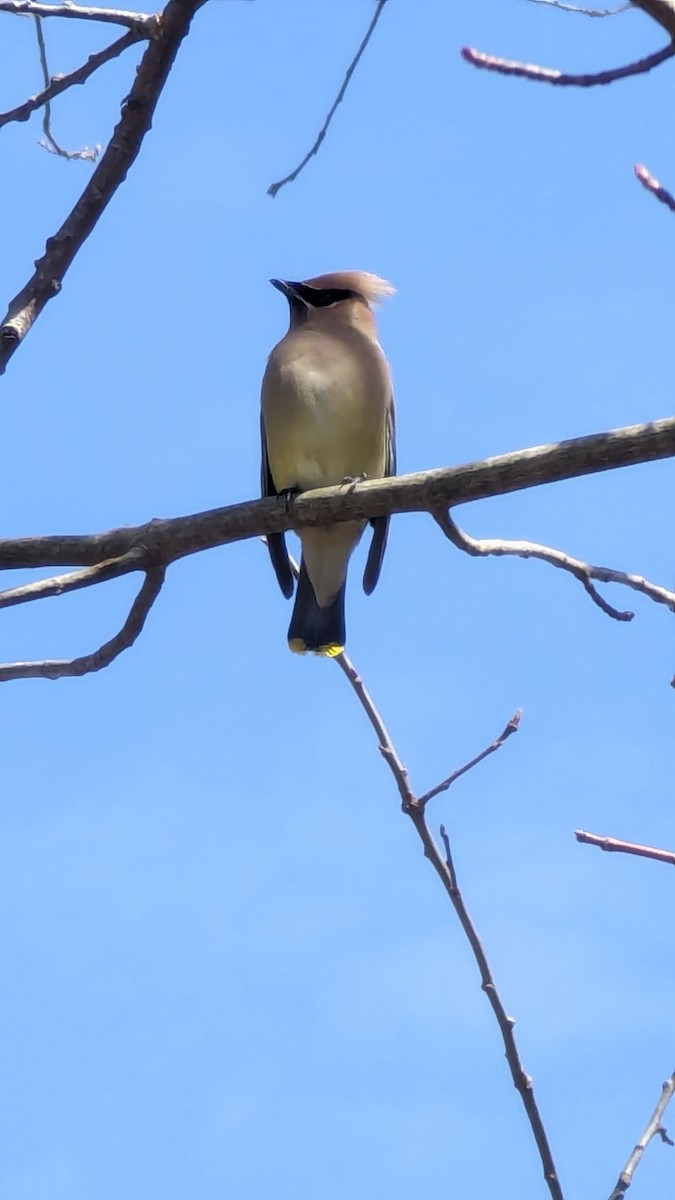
[1,2,674,1197]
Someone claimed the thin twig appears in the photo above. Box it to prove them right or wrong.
[418,712,522,808]
[635,162,675,212]
[335,653,417,808]
[0,0,156,30]
[0,565,165,681]
[527,0,629,13]
[608,1074,675,1199]
[461,41,675,86]
[267,0,389,197]
[0,27,141,129]
[334,651,563,1199]
[34,15,100,160]
[434,825,562,1200]
[0,549,146,608]
[0,0,207,372]
[435,510,675,620]
[575,830,675,866]
[2,18,142,135]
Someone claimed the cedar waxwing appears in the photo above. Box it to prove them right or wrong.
[261,271,396,656]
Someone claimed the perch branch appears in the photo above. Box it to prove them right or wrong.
[267,0,389,197]
[435,511,675,620]
[0,25,141,130]
[1,423,674,681]
[0,564,165,681]
[608,1073,675,1200]
[0,0,157,30]
[461,41,675,86]
[575,830,675,866]
[0,421,673,568]
[0,0,206,373]
[0,420,674,570]
[335,653,562,1200]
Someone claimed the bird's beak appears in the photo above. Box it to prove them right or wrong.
[270,278,305,303]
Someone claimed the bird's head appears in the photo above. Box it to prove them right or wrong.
[270,272,394,332]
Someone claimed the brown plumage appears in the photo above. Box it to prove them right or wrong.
[261,271,396,655]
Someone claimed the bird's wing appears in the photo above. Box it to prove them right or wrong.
[261,413,294,599]
[363,393,396,596]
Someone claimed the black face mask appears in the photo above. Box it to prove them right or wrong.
[285,283,359,309]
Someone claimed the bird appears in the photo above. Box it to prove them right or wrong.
[260,270,396,656]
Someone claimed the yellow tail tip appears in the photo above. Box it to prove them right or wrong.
[287,638,344,658]
[319,643,344,658]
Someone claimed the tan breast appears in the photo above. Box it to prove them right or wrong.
[261,326,391,493]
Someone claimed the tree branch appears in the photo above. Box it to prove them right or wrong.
[0,419,672,570]
[631,0,675,39]
[608,1073,675,1200]
[0,549,146,608]
[418,712,522,808]
[575,830,675,866]
[0,25,143,133]
[433,824,562,1200]
[334,652,563,1199]
[267,0,389,197]
[461,41,675,86]
[0,564,165,681]
[435,511,675,621]
[527,0,629,13]
[35,13,97,159]
[0,0,157,31]
[0,423,672,681]
[634,162,675,211]
[0,0,206,374]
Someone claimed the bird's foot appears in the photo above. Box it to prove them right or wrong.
[341,473,368,492]
[277,486,301,511]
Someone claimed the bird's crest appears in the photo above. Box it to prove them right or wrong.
[303,271,395,305]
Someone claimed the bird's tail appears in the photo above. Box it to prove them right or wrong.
[288,561,346,657]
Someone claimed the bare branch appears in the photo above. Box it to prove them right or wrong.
[0,419,674,571]
[0,25,141,131]
[632,0,675,39]
[0,0,157,31]
[435,511,675,620]
[575,830,675,866]
[34,14,105,160]
[635,162,675,211]
[461,41,675,86]
[0,564,165,681]
[608,1073,675,1200]
[0,425,671,677]
[335,653,417,808]
[0,549,145,609]
[418,712,522,808]
[334,651,562,1199]
[267,0,389,197]
[434,826,563,1200]
[0,0,207,373]
[528,0,629,13]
